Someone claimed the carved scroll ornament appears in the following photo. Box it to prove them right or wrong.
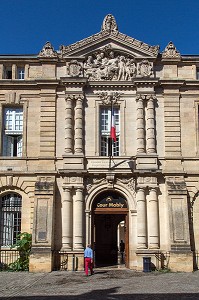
[96,91,121,105]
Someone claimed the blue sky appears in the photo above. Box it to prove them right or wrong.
[1,0,199,55]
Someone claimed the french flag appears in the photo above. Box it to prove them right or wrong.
[110,109,116,142]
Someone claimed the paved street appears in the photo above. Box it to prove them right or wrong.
[0,268,199,299]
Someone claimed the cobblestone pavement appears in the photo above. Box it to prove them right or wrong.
[0,268,199,300]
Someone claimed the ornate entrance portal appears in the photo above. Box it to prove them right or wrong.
[92,191,129,267]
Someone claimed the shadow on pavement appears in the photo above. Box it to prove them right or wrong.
[1,287,199,300]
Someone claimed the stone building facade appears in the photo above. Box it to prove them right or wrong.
[0,14,199,272]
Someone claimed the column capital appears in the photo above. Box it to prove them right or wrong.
[65,93,84,101]
[63,186,72,192]
[136,94,145,101]
[146,94,156,101]
[136,94,156,102]
[148,186,159,191]
[136,186,147,191]
[75,186,84,192]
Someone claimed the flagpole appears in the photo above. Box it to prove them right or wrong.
[109,98,114,170]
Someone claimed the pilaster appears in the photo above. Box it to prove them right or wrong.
[29,176,55,272]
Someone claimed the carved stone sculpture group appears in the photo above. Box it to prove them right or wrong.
[84,49,153,81]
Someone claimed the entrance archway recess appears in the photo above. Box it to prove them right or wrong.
[92,190,129,267]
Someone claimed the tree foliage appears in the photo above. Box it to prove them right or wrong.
[9,232,32,271]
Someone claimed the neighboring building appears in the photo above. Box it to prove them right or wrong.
[1,14,199,272]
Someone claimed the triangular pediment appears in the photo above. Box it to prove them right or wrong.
[60,15,159,59]
[62,15,159,81]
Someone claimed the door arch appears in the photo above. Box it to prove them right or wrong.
[91,190,129,267]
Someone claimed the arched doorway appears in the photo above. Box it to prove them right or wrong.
[92,190,129,267]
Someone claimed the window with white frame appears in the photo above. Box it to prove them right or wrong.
[17,67,25,80]
[100,107,120,156]
[2,108,23,157]
[0,193,22,246]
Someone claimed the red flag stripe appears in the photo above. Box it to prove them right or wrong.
[110,109,116,142]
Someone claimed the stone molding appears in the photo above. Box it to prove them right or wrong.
[116,177,135,192]
[0,175,35,197]
[63,176,84,186]
[166,176,187,195]
[60,30,159,58]
[35,176,55,195]
[86,175,136,194]
[137,176,158,186]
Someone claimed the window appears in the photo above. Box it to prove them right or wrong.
[2,108,23,157]
[0,193,22,246]
[17,67,25,80]
[4,66,12,79]
[100,107,120,156]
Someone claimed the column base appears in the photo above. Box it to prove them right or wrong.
[137,245,147,249]
[148,245,159,249]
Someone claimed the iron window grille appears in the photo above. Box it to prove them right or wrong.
[0,193,22,246]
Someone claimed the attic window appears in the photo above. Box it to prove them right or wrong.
[197,68,199,80]
[4,66,12,79]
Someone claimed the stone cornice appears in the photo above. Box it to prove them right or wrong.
[159,79,185,88]
[35,79,60,88]
[60,77,87,86]
[134,78,159,87]
[0,80,38,87]
[60,30,159,58]
[87,80,135,88]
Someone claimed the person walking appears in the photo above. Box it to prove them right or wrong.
[120,240,125,263]
[84,244,94,276]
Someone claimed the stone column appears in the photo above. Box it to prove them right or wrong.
[61,187,72,250]
[73,187,84,250]
[85,210,91,246]
[65,95,73,153]
[74,95,84,154]
[147,187,159,249]
[146,96,156,154]
[136,187,147,248]
[136,95,145,154]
